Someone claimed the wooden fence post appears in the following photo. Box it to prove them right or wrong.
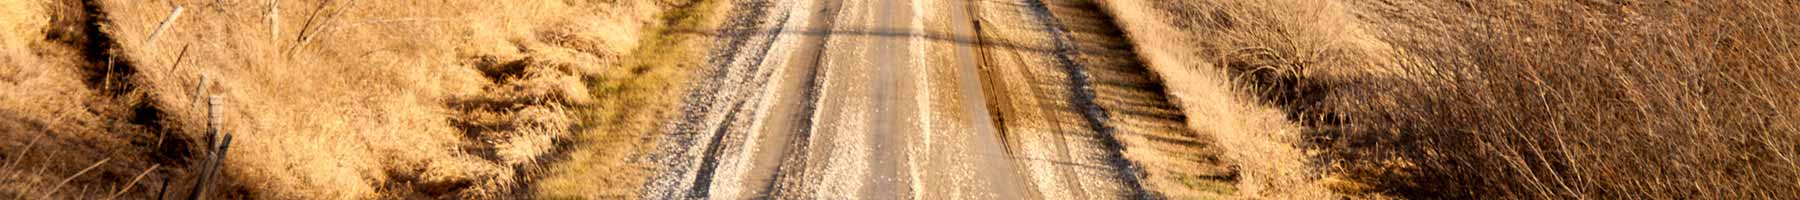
[185,96,232,200]
[206,96,222,151]
[146,6,185,48]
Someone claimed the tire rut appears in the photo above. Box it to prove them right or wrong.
[975,0,1166,198]
[763,0,844,196]
[1019,0,1154,196]
[644,0,785,197]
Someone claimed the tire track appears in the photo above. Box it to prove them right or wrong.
[763,0,844,196]
[1015,0,1153,197]
[972,0,1159,198]
[647,0,846,198]
[644,0,788,198]
[650,0,1180,198]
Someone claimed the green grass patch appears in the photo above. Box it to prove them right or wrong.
[1173,173,1237,195]
[535,0,726,198]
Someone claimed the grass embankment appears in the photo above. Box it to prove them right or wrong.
[4,0,675,198]
[535,0,726,198]
[1095,0,1799,199]
[1091,0,1345,198]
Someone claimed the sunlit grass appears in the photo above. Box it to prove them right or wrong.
[536,0,725,198]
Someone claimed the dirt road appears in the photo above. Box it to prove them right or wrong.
[645,0,1200,198]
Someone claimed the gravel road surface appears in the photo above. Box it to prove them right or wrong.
[645,0,1182,199]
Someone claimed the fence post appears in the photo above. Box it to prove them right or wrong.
[185,96,230,200]
[146,6,185,48]
[268,0,281,43]
[206,96,222,151]
[185,134,230,200]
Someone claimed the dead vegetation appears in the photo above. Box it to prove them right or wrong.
[534,0,728,198]
[1320,1,1800,198]
[1093,0,1353,198]
[2,0,681,198]
[1097,0,1800,199]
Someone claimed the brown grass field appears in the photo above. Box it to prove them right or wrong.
[0,0,696,198]
[5,0,1797,198]
[1098,0,1799,198]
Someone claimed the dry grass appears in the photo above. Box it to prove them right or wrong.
[1098,0,1800,199]
[1093,0,1361,198]
[2,0,171,198]
[534,0,728,198]
[3,0,677,198]
[1316,1,1800,198]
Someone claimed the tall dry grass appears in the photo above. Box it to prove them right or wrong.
[2,0,171,198]
[1092,0,1359,198]
[1099,0,1800,198]
[1315,1,1800,198]
[3,0,673,198]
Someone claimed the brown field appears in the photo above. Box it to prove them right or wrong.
[0,0,691,198]
[1098,0,1799,199]
[6,0,1797,198]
